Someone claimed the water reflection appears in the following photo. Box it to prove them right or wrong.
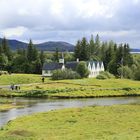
[0,97,140,127]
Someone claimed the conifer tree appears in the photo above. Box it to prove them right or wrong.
[94,34,100,55]
[27,39,38,62]
[89,35,95,59]
[40,50,45,66]
[74,40,81,59]
[34,57,42,74]
[27,39,34,62]
[80,37,89,60]
[1,37,12,60]
[0,45,3,55]
[54,48,59,62]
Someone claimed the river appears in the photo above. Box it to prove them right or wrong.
[0,97,140,127]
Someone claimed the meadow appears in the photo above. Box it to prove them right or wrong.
[0,74,140,139]
[0,74,140,98]
[0,104,140,140]
[0,74,41,85]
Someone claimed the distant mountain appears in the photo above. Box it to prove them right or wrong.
[130,48,140,53]
[0,38,75,52]
[36,41,75,52]
[0,38,27,50]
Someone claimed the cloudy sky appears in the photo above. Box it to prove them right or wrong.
[0,0,140,48]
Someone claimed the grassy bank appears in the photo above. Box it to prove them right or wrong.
[0,104,140,140]
[0,104,19,112]
[0,98,23,111]
[0,78,140,98]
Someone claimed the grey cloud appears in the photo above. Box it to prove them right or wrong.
[0,0,140,48]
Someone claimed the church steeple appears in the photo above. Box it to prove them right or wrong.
[59,52,64,64]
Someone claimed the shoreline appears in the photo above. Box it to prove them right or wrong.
[0,92,140,99]
[0,105,140,139]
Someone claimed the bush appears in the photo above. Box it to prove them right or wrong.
[52,69,81,80]
[133,65,140,80]
[117,66,133,79]
[96,71,115,80]
[96,74,107,80]
[24,90,46,97]
[76,61,89,78]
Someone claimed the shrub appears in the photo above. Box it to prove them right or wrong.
[76,61,89,78]
[52,69,81,80]
[24,90,46,97]
[96,74,107,80]
[117,66,133,79]
[133,65,140,80]
[96,71,115,80]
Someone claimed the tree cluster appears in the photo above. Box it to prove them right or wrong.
[0,38,45,74]
[74,35,136,78]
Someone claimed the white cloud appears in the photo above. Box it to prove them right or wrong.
[50,0,63,16]
[133,0,140,4]
[0,0,140,48]
[1,26,28,38]
[75,0,117,19]
[18,9,30,16]
[93,30,136,37]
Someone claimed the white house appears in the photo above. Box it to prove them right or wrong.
[42,59,104,77]
[87,61,104,77]
[42,59,65,77]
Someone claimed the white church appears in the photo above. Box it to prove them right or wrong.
[42,58,104,78]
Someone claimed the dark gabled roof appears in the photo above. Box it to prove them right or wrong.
[65,61,79,70]
[42,63,63,70]
[42,61,103,71]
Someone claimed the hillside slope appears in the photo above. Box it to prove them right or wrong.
[0,38,75,51]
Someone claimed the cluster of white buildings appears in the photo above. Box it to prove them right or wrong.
[42,58,104,78]
[87,61,104,77]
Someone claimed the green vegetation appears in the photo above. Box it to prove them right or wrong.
[74,35,140,80]
[74,35,133,76]
[0,38,45,74]
[0,74,41,85]
[0,105,140,139]
[0,98,12,104]
[96,71,115,79]
[0,104,19,111]
[1,35,140,80]
[0,98,23,111]
[52,69,80,80]
[76,61,89,78]
[0,76,140,98]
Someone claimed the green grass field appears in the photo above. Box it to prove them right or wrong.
[0,104,140,140]
[0,75,140,98]
[0,74,41,85]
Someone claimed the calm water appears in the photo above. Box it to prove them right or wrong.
[0,97,140,127]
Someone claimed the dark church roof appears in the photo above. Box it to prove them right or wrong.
[65,61,79,70]
[42,61,103,71]
[42,63,63,70]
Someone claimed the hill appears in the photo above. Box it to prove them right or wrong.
[0,38,27,50]
[36,41,75,51]
[131,48,140,53]
[0,38,75,52]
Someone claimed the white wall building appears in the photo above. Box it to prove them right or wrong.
[42,59,104,78]
[87,61,104,78]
